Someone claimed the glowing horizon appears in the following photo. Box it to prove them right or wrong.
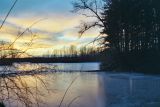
[0,0,100,56]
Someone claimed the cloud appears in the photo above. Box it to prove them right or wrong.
[6,14,84,33]
[0,0,101,56]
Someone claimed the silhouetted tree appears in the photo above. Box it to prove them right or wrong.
[102,0,160,54]
[72,0,105,37]
[73,0,160,71]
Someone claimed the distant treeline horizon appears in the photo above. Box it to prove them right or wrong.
[0,41,102,58]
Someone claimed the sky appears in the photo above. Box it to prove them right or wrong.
[0,0,100,56]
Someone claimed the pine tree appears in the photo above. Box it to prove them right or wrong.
[102,0,160,54]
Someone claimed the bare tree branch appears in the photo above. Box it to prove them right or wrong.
[7,18,47,49]
[72,0,106,38]
[58,77,78,107]
[0,0,18,30]
[67,96,80,107]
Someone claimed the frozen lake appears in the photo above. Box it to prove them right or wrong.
[0,63,160,107]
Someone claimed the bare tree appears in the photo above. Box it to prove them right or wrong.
[72,0,105,36]
[0,0,80,107]
[72,0,107,50]
[0,1,55,106]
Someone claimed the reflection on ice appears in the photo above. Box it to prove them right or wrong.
[0,63,160,107]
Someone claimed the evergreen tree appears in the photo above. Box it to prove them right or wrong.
[102,0,160,54]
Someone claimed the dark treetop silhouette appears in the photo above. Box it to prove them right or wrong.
[73,0,160,73]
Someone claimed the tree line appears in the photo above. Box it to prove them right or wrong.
[73,0,160,54]
[43,45,101,58]
[72,0,160,71]
[102,0,160,54]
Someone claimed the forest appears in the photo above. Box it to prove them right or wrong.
[73,0,160,72]
[1,0,160,107]
[1,0,160,72]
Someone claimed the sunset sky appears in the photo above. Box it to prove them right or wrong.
[0,0,100,56]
